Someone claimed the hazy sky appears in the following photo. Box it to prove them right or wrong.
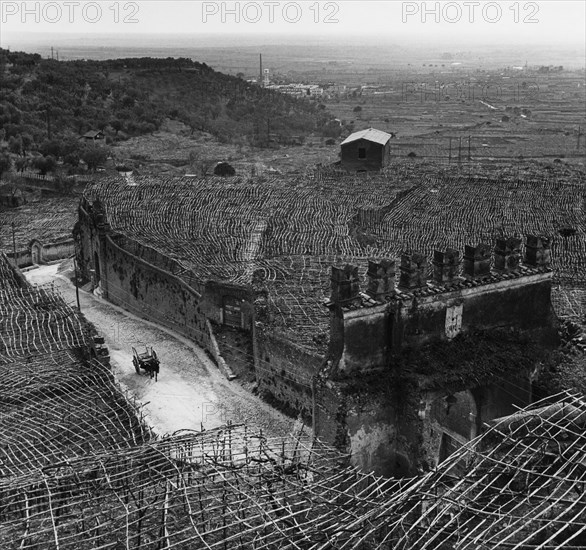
[1,1,585,46]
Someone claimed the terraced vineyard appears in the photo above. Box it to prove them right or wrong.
[0,252,152,479]
[0,196,79,250]
[0,278,87,360]
[367,174,586,286]
[85,165,585,349]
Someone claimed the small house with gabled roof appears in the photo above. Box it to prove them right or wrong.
[81,130,105,142]
[340,128,393,172]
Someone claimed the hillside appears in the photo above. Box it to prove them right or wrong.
[0,49,338,152]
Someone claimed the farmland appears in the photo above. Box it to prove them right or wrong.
[85,162,585,351]
[0,195,78,251]
[0,253,151,477]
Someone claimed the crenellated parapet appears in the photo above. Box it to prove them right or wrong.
[432,248,460,284]
[524,235,551,267]
[327,235,552,308]
[462,243,492,279]
[366,259,395,300]
[494,237,522,273]
[399,253,428,290]
[330,264,361,306]
[324,234,556,379]
[319,238,558,480]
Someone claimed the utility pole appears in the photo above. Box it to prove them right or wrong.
[448,137,452,164]
[468,135,471,161]
[577,126,582,151]
[458,137,462,165]
[74,256,81,311]
[11,222,16,266]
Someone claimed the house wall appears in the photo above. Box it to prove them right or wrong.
[316,369,535,477]
[101,234,211,350]
[334,304,389,375]
[397,274,556,349]
[203,281,254,330]
[318,261,557,475]
[75,199,101,281]
[254,331,321,418]
[76,198,320,415]
[331,271,555,377]
[345,392,403,477]
[6,240,75,268]
[341,139,387,172]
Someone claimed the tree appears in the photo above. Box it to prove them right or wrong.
[81,146,109,171]
[200,158,215,177]
[110,119,122,135]
[63,151,80,168]
[32,155,57,175]
[8,136,22,155]
[0,153,12,179]
[14,156,28,173]
[188,151,215,176]
[21,134,33,155]
[39,139,62,158]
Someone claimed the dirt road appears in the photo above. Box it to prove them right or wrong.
[25,263,298,438]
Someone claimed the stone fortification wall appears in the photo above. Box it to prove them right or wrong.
[254,330,321,419]
[317,236,558,476]
[102,234,211,351]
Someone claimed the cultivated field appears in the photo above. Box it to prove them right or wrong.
[0,253,151,478]
[0,196,79,250]
[327,68,585,166]
[86,163,585,351]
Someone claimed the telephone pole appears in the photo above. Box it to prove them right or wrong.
[11,222,16,266]
[74,257,81,311]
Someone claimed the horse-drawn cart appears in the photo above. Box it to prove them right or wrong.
[132,346,160,381]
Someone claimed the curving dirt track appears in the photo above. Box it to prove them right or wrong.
[24,263,298,439]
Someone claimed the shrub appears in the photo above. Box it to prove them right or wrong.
[214,162,236,177]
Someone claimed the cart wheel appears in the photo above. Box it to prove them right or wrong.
[133,358,140,374]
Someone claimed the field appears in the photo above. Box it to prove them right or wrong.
[86,163,585,351]
[111,119,340,177]
[331,71,584,165]
[0,253,151,477]
[1,40,584,341]
[0,195,79,250]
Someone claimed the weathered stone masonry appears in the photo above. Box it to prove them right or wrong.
[315,238,558,477]
[76,195,558,477]
[75,198,210,351]
[75,197,319,417]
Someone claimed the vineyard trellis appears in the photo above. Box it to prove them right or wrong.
[84,167,585,350]
[2,244,586,549]
[0,196,79,254]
